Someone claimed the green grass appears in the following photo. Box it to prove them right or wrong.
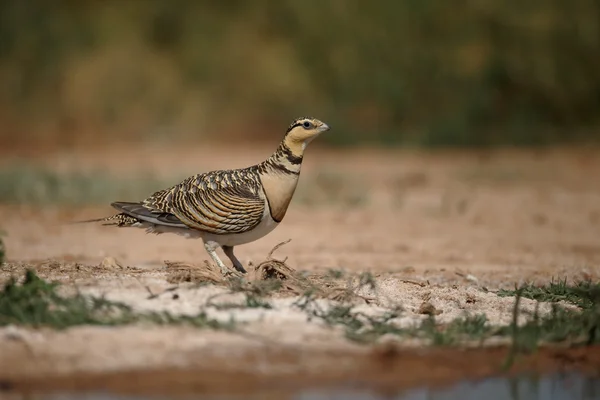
[497,279,600,310]
[291,285,496,345]
[301,301,492,345]
[2,268,599,364]
[0,269,229,330]
[289,276,600,349]
[215,270,600,348]
[497,279,600,357]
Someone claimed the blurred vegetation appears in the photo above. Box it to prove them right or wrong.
[0,163,175,205]
[1,0,599,148]
[0,163,369,207]
[0,231,5,264]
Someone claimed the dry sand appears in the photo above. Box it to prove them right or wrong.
[0,145,599,395]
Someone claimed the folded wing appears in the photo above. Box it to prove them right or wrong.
[119,171,266,235]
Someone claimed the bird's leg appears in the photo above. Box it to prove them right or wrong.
[222,245,247,274]
[203,240,231,276]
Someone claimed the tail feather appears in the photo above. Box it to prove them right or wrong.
[68,216,110,224]
[69,201,185,228]
[111,201,186,227]
[68,213,140,226]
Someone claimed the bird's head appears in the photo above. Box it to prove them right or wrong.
[284,117,330,149]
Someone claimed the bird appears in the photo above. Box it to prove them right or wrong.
[82,117,330,275]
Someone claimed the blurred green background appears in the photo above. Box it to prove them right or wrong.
[1,0,599,149]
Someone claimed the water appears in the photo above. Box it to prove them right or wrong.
[6,372,600,400]
[297,373,600,400]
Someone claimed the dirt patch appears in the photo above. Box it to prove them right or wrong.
[0,255,566,334]
[163,240,374,306]
[164,240,304,288]
[1,146,600,393]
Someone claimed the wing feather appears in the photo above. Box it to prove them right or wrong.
[138,169,266,235]
[111,201,186,227]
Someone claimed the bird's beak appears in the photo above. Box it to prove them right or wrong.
[318,123,330,132]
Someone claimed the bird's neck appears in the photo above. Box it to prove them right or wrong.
[263,137,305,175]
[257,137,306,222]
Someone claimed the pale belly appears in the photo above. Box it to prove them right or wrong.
[202,214,280,246]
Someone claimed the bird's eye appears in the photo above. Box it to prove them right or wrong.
[302,121,312,128]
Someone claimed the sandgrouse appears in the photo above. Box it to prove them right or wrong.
[86,117,330,275]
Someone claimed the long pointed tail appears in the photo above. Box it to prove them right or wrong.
[68,216,111,224]
[67,214,135,226]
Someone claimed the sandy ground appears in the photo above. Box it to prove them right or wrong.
[1,145,600,395]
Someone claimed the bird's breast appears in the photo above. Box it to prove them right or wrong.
[259,173,300,223]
